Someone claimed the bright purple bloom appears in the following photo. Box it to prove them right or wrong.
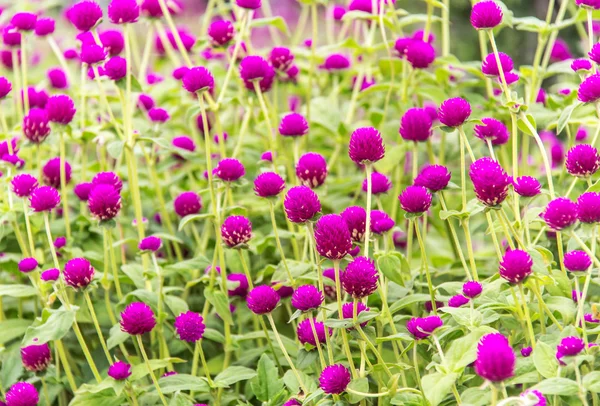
[0,76,11,98]
[557,336,585,356]
[578,74,600,103]
[254,172,285,197]
[341,302,370,327]
[563,250,592,272]
[341,206,367,242]
[80,43,106,65]
[279,113,308,137]
[215,158,245,182]
[18,257,38,273]
[63,257,95,289]
[138,94,155,111]
[269,47,294,71]
[42,157,71,189]
[155,28,195,55]
[342,256,378,298]
[481,52,513,76]
[120,302,156,335]
[23,108,51,144]
[521,390,546,406]
[208,20,234,47]
[463,281,483,298]
[474,333,515,382]
[174,192,202,217]
[348,127,385,164]
[5,382,39,406]
[363,172,391,195]
[585,313,600,323]
[88,184,121,220]
[542,197,578,230]
[470,157,510,207]
[394,37,412,56]
[439,97,471,127]
[291,285,323,312]
[414,165,451,192]
[138,236,162,252]
[92,171,123,192]
[474,118,509,145]
[297,318,330,346]
[576,0,600,8]
[566,144,600,177]
[172,136,196,153]
[247,285,280,314]
[54,237,66,249]
[148,108,169,123]
[11,174,38,198]
[399,185,432,214]
[296,153,327,188]
[284,186,321,223]
[182,67,214,93]
[108,0,140,24]
[141,0,183,17]
[315,214,352,260]
[228,273,249,297]
[108,361,131,380]
[41,268,60,282]
[470,1,503,29]
[370,210,395,234]
[21,344,51,372]
[319,364,351,394]
[236,0,261,9]
[29,186,60,212]
[239,56,275,92]
[406,40,435,69]
[521,347,533,357]
[322,54,350,71]
[578,192,600,223]
[104,56,127,81]
[574,59,594,73]
[46,95,76,125]
[513,176,541,197]
[67,1,102,31]
[448,294,470,308]
[221,215,252,248]
[407,316,443,339]
[174,311,205,342]
[11,13,37,31]
[499,249,532,284]
[100,30,124,56]
[551,39,572,61]
[400,108,432,142]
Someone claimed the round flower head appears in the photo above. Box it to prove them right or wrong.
[291,285,323,312]
[578,74,600,103]
[54,237,66,249]
[521,390,546,406]
[319,364,351,394]
[577,126,589,141]
[42,158,71,189]
[148,108,169,123]
[341,301,370,327]
[208,20,234,47]
[35,17,55,37]
[120,302,156,335]
[26,88,49,109]
[247,285,280,314]
[469,157,510,207]
[11,13,37,31]
[221,215,252,248]
[254,172,285,198]
[269,47,294,71]
[172,66,189,80]
[284,186,321,223]
[80,43,106,65]
[470,0,503,29]
[46,95,76,125]
[578,192,600,223]
[474,333,515,382]
[463,281,483,298]
[275,284,294,298]
[64,49,79,60]
[348,127,385,164]
[394,37,412,56]
[5,382,39,406]
[182,67,214,93]
[341,206,367,242]
[101,30,125,56]
[108,361,131,380]
[138,236,162,252]
[322,54,350,71]
[563,250,592,272]
[557,336,585,356]
[399,107,433,142]
[29,186,60,212]
[104,56,127,81]
[363,172,391,195]
[407,315,443,339]
[565,144,600,177]
[576,58,594,73]
[542,197,578,230]
[18,257,38,273]
[21,343,51,372]
[405,40,435,69]
[239,56,275,92]
[279,113,308,137]
[499,249,532,284]
[481,52,513,77]
[174,192,202,217]
[474,118,509,145]
[141,0,183,17]
[172,136,196,153]
[414,165,451,192]
[370,210,395,234]
[513,176,541,197]
[521,347,533,357]
[11,174,38,198]
[215,158,245,182]
[297,318,331,346]
[23,108,51,144]
[342,256,378,298]
[41,268,60,282]
[174,311,205,342]
[296,153,327,188]
[448,294,469,308]
[585,313,600,323]
[315,214,352,260]
[88,184,122,220]
[399,185,432,214]
[63,258,95,289]
[577,0,600,8]
[138,94,155,111]
[92,171,123,192]
[439,97,471,127]
[0,77,12,98]
[228,273,249,297]
[68,1,103,31]
[236,0,261,9]
[108,0,140,23]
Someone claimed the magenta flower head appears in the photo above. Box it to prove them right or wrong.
[174,311,205,342]
[557,336,585,356]
[18,257,38,273]
[439,97,471,127]
[572,59,593,73]
[471,1,503,29]
[11,174,38,198]
[349,127,385,164]
[227,273,249,297]
[208,20,234,47]
[240,56,275,92]
[236,0,261,9]
[46,95,76,126]
[407,316,443,340]
[279,113,308,137]
[521,347,533,357]
[63,257,95,289]
[481,52,513,77]
[34,17,54,37]
[11,13,37,31]
[342,302,370,327]
[414,165,451,192]
[566,144,600,177]
[120,302,156,335]
[474,118,509,145]
[108,0,140,23]
[138,236,162,252]
[404,39,435,69]
[254,172,285,198]
[513,176,541,197]
[138,94,155,111]
[0,77,12,98]
[341,206,367,242]
[370,210,395,234]
[182,67,214,94]
[578,192,600,223]
[463,281,483,298]
[296,152,327,188]
[399,185,432,214]
[54,237,66,250]
[88,184,122,220]
[67,1,102,31]
[148,108,169,123]
[42,158,71,188]
[342,256,378,298]
[215,158,245,182]
[315,214,352,260]
[269,47,294,71]
[284,186,321,223]
[297,318,330,346]
[322,54,351,71]
[92,171,123,191]
[108,361,131,380]
[319,364,351,395]
[578,74,600,103]
[221,215,252,248]
[5,382,39,406]
[564,250,592,272]
[29,186,60,212]
[521,390,546,406]
[247,285,280,314]
[448,294,470,308]
[291,285,323,312]
[172,136,196,154]
[469,157,510,207]
[41,268,60,282]
[174,192,202,217]
[104,56,127,81]
[577,0,600,8]
[80,43,106,65]
[21,343,51,372]
[542,197,578,230]
[399,108,433,142]
[363,172,391,195]
[499,249,532,284]
[101,30,125,56]
[23,108,51,144]
[475,333,515,382]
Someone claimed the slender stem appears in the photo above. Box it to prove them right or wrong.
[333,260,357,376]
[269,201,295,286]
[414,219,437,313]
[216,11,249,106]
[59,132,71,239]
[518,284,536,349]
[106,229,123,299]
[55,340,77,392]
[157,0,193,66]
[197,341,214,386]
[308,315,327,371]
[84,291,113,363]
[412,344,423,393]
[41,377,50,406]
[485,212,503,261]
[136,335,169,406]
[237,249,254,290]
[364,164,373,257]
[23,199,35,257]
[43,213,60,269]
[253,82,279,173]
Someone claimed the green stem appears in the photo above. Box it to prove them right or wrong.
[333,260,358,376]
[253,82,279,173]
[364,163,373,257]
[308,313,327,371]
[59,132,71,240]
[518,284,536,349]
[23,199,35,258]
[216,11,249,106]
[136,335,169,406]
[237,249,254,290]
[269,201,295,286]
[84,291,113,363]
[197,341,214,386]
[106,229,123,299]
[414,219,437,312]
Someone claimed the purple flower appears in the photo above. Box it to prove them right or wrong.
[551,39,572,61]
[399,185,432,214]
[108,0,140,24]
[120,302,156,335]
[414,165,451,192]
[208,20,235,47]
[54,236,66,250]
[174,311,205,342]
[407,316,443,340]
[470,1,503,29]
[370,210,395,234]
[474,333,515,382]
[92,172,123,192]
[138,236,162,252]
[521,347,533,357]
[341,302,370,327]
[108,361,132,380]
[470,157,510,207]
[41,268,60,282]
[279,113,308,137]
[363,172,391,195]
[46,95,76,125]
[578,192,600,223]
[578,74,600,103]
[481,52,513,77]
[566,144,600,177]
[11,13,37,31]
[439,97,471,127]
[406,40,435,69]
[284,186,321,223]
[341,206,366,242]
[322,54,350,71]
[332,5,346,20]
[474,118,509,145]
[42,157,71,189]
[228,273,249,297]
[67,1,103,31]
[141,0,183,17]
[585,313,600,323]
[296,153,327,188]
[215,158,245,182]
[315,214,352,260]
[463,281,483,298]
[342,256,378,298]
[254,172,285,198]
[348,127,385,164]
[394,37,412,56]
[101,30,125,56]
[563,250,592,272]
[240,56,275,92]
[104,56,127,81]
[400,108,432,142]
[35,17,55,36]
[6,382,39,406]
[247,285,280,314]
[319,364,351,394]
[542,197,578,230]
[297,318,331,346]
[269,47,294,71]
[172,136,196,153]
[148,108,169,123]
[21,344,51,372]
[221,216,252,248]
[236,0,261,9]
[63,258,95,289]
[23,108,51,144]
[513,176,541,197]
[521,390,547,406]
[80,43,106,65]
[138,94,155,110]
[18,257,38,273]
[291,285,323,312]
[557,336,585,356]
[0,76,12,98]
[499,249,532,284]
[11,174,38,198]
[576,0,600,8]
[88,184,122,220]
[29,186,60,212]
[174,192,202,217]
[574,59,594,73]
[448,294,470,308]
[182,67,214,93]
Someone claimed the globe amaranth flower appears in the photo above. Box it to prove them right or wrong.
[54,237,66,249]
[470,157,510,207]
[542,197,578,230]
[21,344,51,372]
[104,56,127,81]
[23,108,51,143]
[585,313,600,323]
[291,285,323,312]
[269,47,294,71]
[254,172,285,198]
[521,347,533,357]
[572,59,593,75]
[11,13,37,31]
[11,174,38,198]
[67,1,103,31]
[394,37,412,57]
[80,43,107,65]
[521,390,547,406]
[322,54,350,71]
[315,214,352,260]
[399,107,432,142]
[100,30,125,56]
[30,186,60,212]
[174,311,205,342]
[566,144,600,177]
[474,333,515,382]
[34,17,55,37]
[448,294,470,308]
[348,127,385,164]
[439,97,471,127]
[407,316,443,340]
[297,318,331,347]
[414,165,451,192]
[41,268,60,282]
[239,56,275,92]
[108,361,132,380]
[215,158,245,182]
[46,95,76,125]
[174,192,202,217]
[228,273,249,297]
[25,88,49,109]
[108,0,140,24]
[341,206,366,242]
[247,285,280,314]
[284,186,321,223]
[42,157,71,189]
[405,40,435,69]
[370,210,395,234]
[172,136,196,154]
[120,302,156,335]
[296,153,327,188]
[564,250,592,272]
[319,364,351,395]
[148,108,169,123]
[208,20,234,47]
[182,66,214,93]
[341,256,378,298]
[513,176,541,197]
[138,236,162,252]
[463,281,483,298]
[274,283,294,298]
[279,113,308,137]
[88,184,122,220]
[578,74,600,103]
[221,215,252,248]
[363,172,391,195]
[399,185,432,214]
[499,249,532,284]
[5,382,39,406]
[236,0,261,9]
[341,301,370,327]
[141,0,183,17]
[63,257,95,289]
[0,76,12,98]
[138,94,155,111]
[578,192,600,223]
[576,0,600,8]
[470,0,503,29]
[18,257,38,273]
[474,118,509,145]
[91,172,123,192]
[481,52,513,77]
[557,336,585,357]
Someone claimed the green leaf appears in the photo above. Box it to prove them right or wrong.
[107,323,129,350]
[1,346,23,391]
[130,358,186,381]
[0,319,32,345]
[158,374,210,394]
[69,389,124,406]
[204,289,233,325]
[583,371,600,392]
[115,75,142,92]
[251,354,284,402]
[556,102,581,135]
[347,377,370,403]
[283,369,318,395]
[517,113,537,136]
[214,366,257,387]
[178,213,214,231]
[389,294,431,314]
[446,327,495,372]
[106,140,124,159]
[421,372,458,406]
[377,253,406,286]
[296,348,319,370]
[248,17,290,36]
[0,284,38,298]
[533,377,580,396]
[22,309,76,346]
[309,97,340,133]
[533,341,558,379]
